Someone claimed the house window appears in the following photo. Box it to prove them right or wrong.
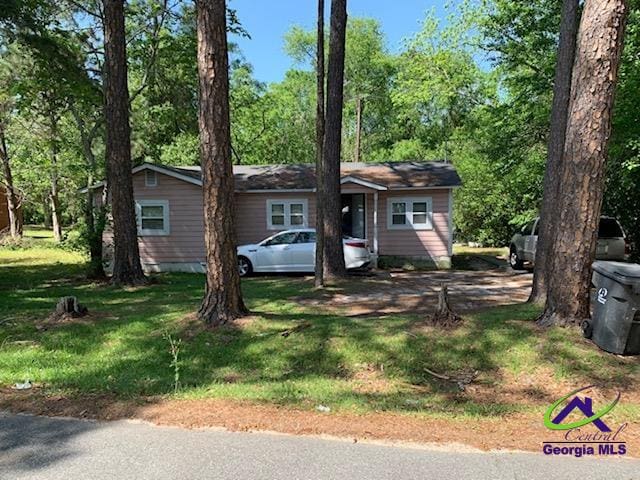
[136,200,170,236]
[387,197,433,230]
[145,170,157,187]
[391,202,407,225]
[266,199,308,230]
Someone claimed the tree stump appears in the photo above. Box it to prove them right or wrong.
[54,296,88,318]
[428,283,461,328]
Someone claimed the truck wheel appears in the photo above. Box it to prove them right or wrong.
[509,246,524,270]
[581,320,593,339]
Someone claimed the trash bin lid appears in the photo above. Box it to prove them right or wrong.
[592,261,640,287]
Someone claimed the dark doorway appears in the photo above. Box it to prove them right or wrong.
[341,193,365,239]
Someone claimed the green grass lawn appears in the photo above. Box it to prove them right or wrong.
[1,241,639,421]
[23,225,57,242]
[453,244,509,258]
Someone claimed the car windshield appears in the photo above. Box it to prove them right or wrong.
[598,218,624,238]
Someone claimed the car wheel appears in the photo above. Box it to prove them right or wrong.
[581,320,593,339]
[238,256,253,277]
[509,246,524,270]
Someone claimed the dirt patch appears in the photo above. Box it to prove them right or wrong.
[298,270,533,316]
[176,312,258,339]
[351,363,394,394]
[33,310,114,331]
[1,390,638,456]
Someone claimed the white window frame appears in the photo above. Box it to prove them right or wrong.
[266,199,309,230]
[136,200,170,236]
[386,196,433,230]
[145,169,157,187]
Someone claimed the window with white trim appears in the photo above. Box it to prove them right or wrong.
[387,197,433,230]
[136,200,170,236]
[266,199,308,230]
[145,169,157,187]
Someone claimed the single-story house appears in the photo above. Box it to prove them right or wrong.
[95,161,461,272]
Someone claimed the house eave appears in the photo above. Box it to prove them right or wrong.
[340,176,388,191]
[81,163,462,193]
[132,164,203,187]
[240,188,316,193]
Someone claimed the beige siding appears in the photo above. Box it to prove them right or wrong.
[236,192,316,245]
[126,173,317,264]
[132,172,205,263]
[106,172,452,266]
[376,189,450,258]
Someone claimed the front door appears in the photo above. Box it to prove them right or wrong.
[341,193,366,239]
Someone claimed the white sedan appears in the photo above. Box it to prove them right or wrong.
[236,228,371,276]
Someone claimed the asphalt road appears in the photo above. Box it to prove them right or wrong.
[1,412,638,480]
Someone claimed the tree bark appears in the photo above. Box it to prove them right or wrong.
[428,283,461,328]
[196,0,248,326]
[314,0,326,288]
[0,122,22,239]
[321,0,347,280]
[103,0,147,285]
[538,0,629,327]
[49,113,63,243]
[529,0,580,305]
[354,96,363,163]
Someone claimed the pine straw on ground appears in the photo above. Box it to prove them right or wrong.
[1,391,639,457]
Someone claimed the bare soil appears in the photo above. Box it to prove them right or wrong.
[299,270,533,316]
[1,390,637,457]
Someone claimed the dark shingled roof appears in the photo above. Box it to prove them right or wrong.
[164,161,461,191]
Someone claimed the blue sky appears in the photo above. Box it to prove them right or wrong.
[230,0,453,84]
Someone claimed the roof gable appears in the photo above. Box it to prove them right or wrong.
[84,161,461,192]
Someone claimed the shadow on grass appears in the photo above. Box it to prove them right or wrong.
[1,259,639,421]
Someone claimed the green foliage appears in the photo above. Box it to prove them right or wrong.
[2,0,639,250]
[393,8,493,148]
[60,227,86,253]
[159,132,199,166]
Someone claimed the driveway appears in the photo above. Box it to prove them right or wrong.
[301,270,533,316]
[1,412,637,480]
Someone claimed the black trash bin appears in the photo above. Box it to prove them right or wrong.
[586,261,640,355]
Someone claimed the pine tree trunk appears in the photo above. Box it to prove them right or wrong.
[196,0,248,326]
[314,0,326,288]
[538,0,629,327]
[103,0,147,286]
[529,0,580,305]
[0,123,22,239]
[49,115,62,243]
[321,0,347,280]
[354,96,363,163]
